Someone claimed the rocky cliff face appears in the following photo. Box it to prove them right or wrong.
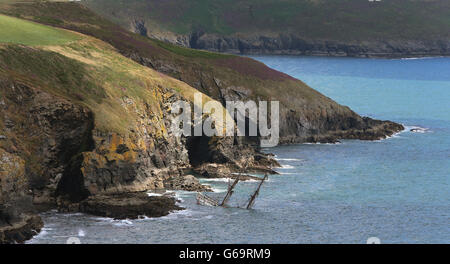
[129,52,403,145]
[0,80,94,207]
[0,42,273,243]
[0,148,43,244]
[0,73,254,204]
[150,32,450,58]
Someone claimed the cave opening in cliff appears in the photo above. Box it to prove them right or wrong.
[185,136,212,167]
[56,114,95,202]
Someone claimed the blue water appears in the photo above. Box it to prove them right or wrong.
[29,56,449,244]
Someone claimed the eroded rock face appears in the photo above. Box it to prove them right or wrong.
[0,149,43,244]
[278,108,405,144]
[0,80,95,208]
[0,149,27,205]
[0,214,43,244]
[1,77,266,238]
[168,32,450,58]
[164,175,211,192]
[61,88,239,202]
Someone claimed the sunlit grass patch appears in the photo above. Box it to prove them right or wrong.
[0,14,80,45]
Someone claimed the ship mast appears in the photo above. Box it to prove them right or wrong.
[220,175,240,207]
[246,174,268,209]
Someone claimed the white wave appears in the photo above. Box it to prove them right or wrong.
[280,164,295,169]
[371,125,408,142]
[302,142,342,145]
[212,187,227,193]
[276,158,303,161]
[113,219,133,226]
[240,179,263,183]
[161,209,195,220]
[27,227,50,242]
[278,172,297,175]
[200,178,232,182]
[78,229,85,237]
[373,124,430,142]
[400,56,443,60]
[405,125,431,133]
[147,192,164,197]
[61,212,84,217]
[93,216,113,222]
[93,216,134,226]
[385,132,403,139]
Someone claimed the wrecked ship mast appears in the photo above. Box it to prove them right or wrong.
[196,172,268,209]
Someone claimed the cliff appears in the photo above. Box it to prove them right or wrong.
[168,33,450,58]
[0,15,263,243]
[83,0,450,58]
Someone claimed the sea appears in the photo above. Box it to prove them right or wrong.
[29,56,450,244]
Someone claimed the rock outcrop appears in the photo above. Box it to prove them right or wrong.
[162,32,450,58]
[164,175,211,192]
[79,192,181,219]
[0,149,43,244]
[0,214,43,244]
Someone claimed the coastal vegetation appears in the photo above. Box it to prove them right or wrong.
[84,0,450,41]
[82,0,450,57]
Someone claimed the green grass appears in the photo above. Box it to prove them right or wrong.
[83,0,450,41]
[153,39,232,59]
[0,14,79,45]
[0,23,213,134]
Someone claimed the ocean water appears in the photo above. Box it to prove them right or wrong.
[29,56,450,244]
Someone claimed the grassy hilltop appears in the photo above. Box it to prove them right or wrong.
[0,14,79,45]
[0,12,210,135]
[0,1,328,114]
[83,0,450,41]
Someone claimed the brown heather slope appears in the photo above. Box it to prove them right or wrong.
[0,1,404,145]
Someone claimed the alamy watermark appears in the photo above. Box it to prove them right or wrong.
[171,93,280,147]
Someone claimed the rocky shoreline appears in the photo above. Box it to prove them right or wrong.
[0,214,43,244]
[150,32,450,58]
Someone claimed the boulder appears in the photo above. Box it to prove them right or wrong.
[79,192,182,219]
[164,175,211,192]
